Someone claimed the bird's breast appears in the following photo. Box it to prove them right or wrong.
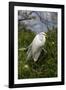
[38,35,46,46]
[32,35,45,54]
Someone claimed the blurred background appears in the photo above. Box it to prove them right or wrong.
[18,10,57,33]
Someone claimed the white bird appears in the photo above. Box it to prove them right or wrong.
[27,32,47,62]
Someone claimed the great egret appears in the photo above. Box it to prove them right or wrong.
[27,32,47,62]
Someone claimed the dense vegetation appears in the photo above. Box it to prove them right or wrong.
[18,27,57,79]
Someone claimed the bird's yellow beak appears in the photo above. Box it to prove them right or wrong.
[43,33,47,37]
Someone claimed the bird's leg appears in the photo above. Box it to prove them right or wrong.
[42,48,47,53]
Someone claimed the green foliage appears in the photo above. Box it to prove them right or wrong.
[18,27,57,79]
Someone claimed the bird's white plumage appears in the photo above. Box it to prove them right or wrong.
[27,32,46,62]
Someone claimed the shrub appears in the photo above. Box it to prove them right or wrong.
[18,27,57,79]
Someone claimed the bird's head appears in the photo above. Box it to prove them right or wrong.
[40,32,47,38]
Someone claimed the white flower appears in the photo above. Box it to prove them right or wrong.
[52,42,54,45]
[24,64,29,69]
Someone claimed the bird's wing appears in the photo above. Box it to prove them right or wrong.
[33,49,42,62]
